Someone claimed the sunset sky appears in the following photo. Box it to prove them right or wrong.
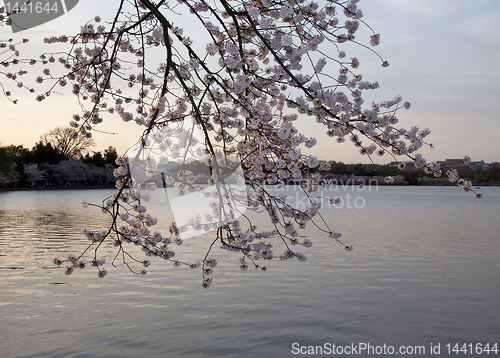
[1,0,499,164]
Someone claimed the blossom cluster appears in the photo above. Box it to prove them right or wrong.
[38,0,479,285]
[0,7,34,102]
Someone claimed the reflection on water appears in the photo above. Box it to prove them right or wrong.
[0,187,499,358]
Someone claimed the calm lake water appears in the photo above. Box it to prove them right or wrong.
[0,186,499,357]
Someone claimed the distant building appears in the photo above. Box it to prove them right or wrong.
[484,162,500,169]
[471,160,485,169]
[439,159,464,169]
[389,161,415,168]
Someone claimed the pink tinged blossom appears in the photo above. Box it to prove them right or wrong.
[206,42,218,56]
[248,7,260,19]
[328,197,341,205]
[446,169,459,183]
[280,5,293,18]
[226,42,239,55]
[91,257,106,266]
[68,254,78,265]
[370,34,380,46]
[302,239,313,248]
[204,257,217,268]
[329,231,342,239]
[281,35,293,47]
[202,277,212,288]
[338,74,348,84]
[36,0,483,286]
[295,252,307,262]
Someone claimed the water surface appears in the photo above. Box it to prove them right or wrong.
[0,186,499,357]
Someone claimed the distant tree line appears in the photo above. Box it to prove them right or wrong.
[170,159,500,186]
[0,127,117,187]
[3,127,499,188]
[295,161,423,185]
[456,165,500,184]
[321,161,500,185]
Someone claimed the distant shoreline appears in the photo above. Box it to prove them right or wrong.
[0,185,116,192]
[1,182,498,192]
